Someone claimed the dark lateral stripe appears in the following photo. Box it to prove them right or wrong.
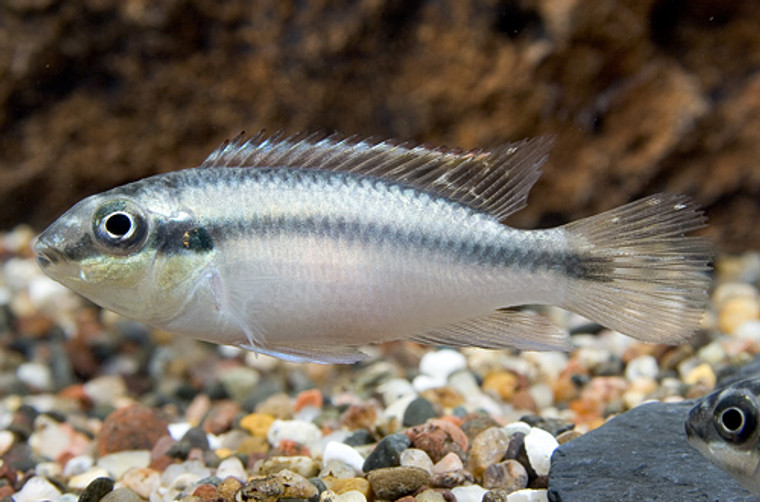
[155,213,613,281]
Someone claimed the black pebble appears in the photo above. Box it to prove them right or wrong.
[402,397,437,426]
[78,477,114,502]
[519,415,574,436]
[362,433,410,471]
[181,426,210,450]
[344,429,374,446]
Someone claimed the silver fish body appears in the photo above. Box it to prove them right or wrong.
[34,133,711,363]
[686,379,760,495]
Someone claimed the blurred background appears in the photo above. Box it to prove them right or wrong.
[1,0,758,252]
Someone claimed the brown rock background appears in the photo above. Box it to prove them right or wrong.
[1,0,758,252]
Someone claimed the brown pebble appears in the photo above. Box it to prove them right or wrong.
[340,404,378,431]
[255,393,294,420]
[193,483,218,501]
[483,489,510,502]
[97,405,169,456]
[504,432,524,460]
[482,460,528,492]
[217,476,245,500]
[556,430,583,445]
[430,469,474,488]
[239,469,317,502]
[468,427,509,479]
[405,420,468,463]
[529,475,549,489]
[202,400,241,435]
[396,496,416,502]
[367,466,431,500]
[460,415,500,441]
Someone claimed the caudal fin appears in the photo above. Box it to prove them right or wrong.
[561,194,712,344]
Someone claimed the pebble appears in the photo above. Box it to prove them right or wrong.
[482,371,520,400]
[83,375,128,406]
[69,467,112,490]
[101,487,144,502]
[433,451,464,474]
[419,349,467,380]
[399,447,434,474]
[255,456,321,477]
[379,378,417,405]
[402,396,437,426]
[451,484,488,502]
[78,477,115,502]
[239,469,318,501]
[334,489,367,502]
[219,366,260,402]
[366,466,431,499]
[624,355,659,381]
[505,489,548,501]
[362,433,410,471]
[468,426,509,478]
[216,455,248,480]
[16,362,53,391]
[12,476,62,502]
[683,363,717,389]
[405,419,468,462]
[119,467,161,499]
[323,441,365,473]
[483,460,529,491]
[64,454,94,476]
[328,476,370,496]
[524,428,559,477]
[97,405,170,456]
[416,488,447,502]
[97,450,151,478]
[735,320,760,342]
[267,419,322,451]
[241,413,276,438]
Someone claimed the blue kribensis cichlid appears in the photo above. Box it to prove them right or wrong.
[34,132,711,363]
[686,379,760,495]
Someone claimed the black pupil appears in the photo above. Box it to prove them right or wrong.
[721,407,745,432]
[105,213,132,237]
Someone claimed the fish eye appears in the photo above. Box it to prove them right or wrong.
[715,395,758,444]
[93,200,148,254]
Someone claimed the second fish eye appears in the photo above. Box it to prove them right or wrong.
[719,407,745,434]
[715,396,758,444]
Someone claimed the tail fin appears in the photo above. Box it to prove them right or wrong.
[561,194,712,344]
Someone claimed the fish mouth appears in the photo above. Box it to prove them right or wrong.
[33,235,66,269]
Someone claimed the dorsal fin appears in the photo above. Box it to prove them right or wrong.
[200,131,554,220]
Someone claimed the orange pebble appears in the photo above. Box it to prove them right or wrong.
[294,388,324,412]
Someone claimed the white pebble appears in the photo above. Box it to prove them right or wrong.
[35,461,61,478]
[525,427,559,477]
[16,362,53,391]
[400,448,434,474]
[451,484,488,502]
[335,490,367,502]
[0,287,11,306]
[168,422,193,441]
[503,421,532,438]
[529,383,554,410]
[412,374,447,392]
[507,488,549,502]
[697,341,727,365]
[267,419,322,451]
[379,378,416,405]
[83,375,128,406]
[322,441,365,473]
[0,430,14,455]
[118,467,161,499]
[625,355,659,382]
[97,450,151,478]
[448,370,481,396]
[68,467,111,490]
[736,320,760,342]
[419,349,467,380]
[216,455,248,480]
[12,476,62,502]
[64,455,94,477]
[218,366,260,402]
[160,460,211,486]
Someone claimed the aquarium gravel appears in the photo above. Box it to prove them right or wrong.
[0,225,758,501]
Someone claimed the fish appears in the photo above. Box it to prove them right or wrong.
[685,378,760,496]
[33,132,712,363]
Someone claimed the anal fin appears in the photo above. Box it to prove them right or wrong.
[410,309,570,352]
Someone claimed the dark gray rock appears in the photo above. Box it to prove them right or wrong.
[78,477,114,502]
[362,433,411,471]
[548,401,759,502]
[403,397,437,426]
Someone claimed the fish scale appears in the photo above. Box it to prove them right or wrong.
[33,132,711,363]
